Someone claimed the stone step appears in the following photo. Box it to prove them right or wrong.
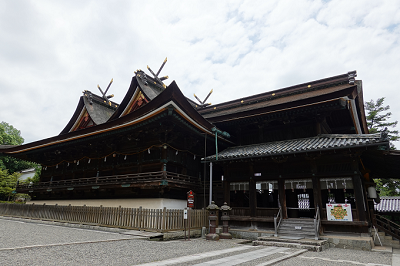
[281,220,314,225]
[279,227,315,232]
[280,223,314,228]
[257,236,327,246]
[253,240,327,252]
[278,233,316,239]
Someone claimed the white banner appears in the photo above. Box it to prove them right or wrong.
[326,203,353,221]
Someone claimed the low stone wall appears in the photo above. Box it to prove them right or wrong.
[163,229,202,240]
[229,229,274,240]
[320,235,374,251]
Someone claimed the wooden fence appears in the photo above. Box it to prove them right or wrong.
[0,203,208,232]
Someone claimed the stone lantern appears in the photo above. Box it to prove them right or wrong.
[219,202,232,239]
[206,201,219,241]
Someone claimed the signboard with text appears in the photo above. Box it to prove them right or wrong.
[326,203,353,221]
[187,190,194,208]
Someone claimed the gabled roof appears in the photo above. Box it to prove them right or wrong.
[204,133,389,162]
[60,91,118,134]
[109,70,165,120]
[197,71,367,133]
[0,80,227,161]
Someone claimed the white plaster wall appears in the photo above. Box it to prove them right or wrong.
[28,198,187,209]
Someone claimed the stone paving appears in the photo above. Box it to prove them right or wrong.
[0,216,395,266]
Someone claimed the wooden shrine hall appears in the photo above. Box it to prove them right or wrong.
[1,65,398,234]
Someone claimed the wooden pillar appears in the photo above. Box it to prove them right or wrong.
[249,164,256,217]
[223,165,230,205]
[310,160,322,211]
[352,160,367,222]
[223,180,230,206]
[353,174,367,221]
[278,178,287,219]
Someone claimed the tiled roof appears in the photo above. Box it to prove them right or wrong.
[375,197,400,213]
[204,133,387,161]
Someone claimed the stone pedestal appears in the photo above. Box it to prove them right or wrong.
[219,202,232,239]
[206,201,219,241]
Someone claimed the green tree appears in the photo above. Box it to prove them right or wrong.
[0,168,20,201]
[366,98,400,196]
[374,178,400,196]
[0,121,38,174]
[365,97,399,148]
[0,121,24,145]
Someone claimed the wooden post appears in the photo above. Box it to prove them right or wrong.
[223,179,230,206]
[278,178,287,219]
[353,174,367,221]
[310,160,322,215]
[249,164,256,217]
[352,160,367,222]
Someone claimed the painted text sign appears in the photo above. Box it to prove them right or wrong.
[326,203,353,221]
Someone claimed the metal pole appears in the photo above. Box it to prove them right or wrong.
[209,162,213,205]
[204,133,207,209]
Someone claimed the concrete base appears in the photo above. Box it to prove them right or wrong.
[206,233,220,241]
[320,235,374,251]
[28,198,187,209]
[219,233,232,239]
[163,229,202,241]
[230,229,274,240]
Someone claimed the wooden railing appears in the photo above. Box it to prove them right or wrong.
[371,211,400,241]
[231,207,250,217]
[0,203,208,232]
[274,206,282,237]
[17,171,201,190]
[231,207,279,218]
[314,206,321,240]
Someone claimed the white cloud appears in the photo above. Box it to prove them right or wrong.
[0,0,399,145]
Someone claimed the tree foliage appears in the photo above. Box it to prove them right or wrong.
[365,97,399,148]
[366,98,400,196]
[0,121,38,174]
[0,121,24,145]
[0,168,20,201]
[374,178,400,196]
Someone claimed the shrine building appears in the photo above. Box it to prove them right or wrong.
[1,65,398,234]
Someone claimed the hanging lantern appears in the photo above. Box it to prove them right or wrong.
[88,159,91,163]
[343,179,347,192]
[326,180,330,193]
[148,149,151,154]
[193,155,196,160]
[56,164,58,169]
[291,182,294,192]
[175,150,178,155]
[77,160,79,166]
[104,157,107,162]
[113,153,116,158]
[124,155,127,160]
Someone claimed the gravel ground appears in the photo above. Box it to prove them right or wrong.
[0,217,394,266]
[0,218,137,248]
[274,248,392,266]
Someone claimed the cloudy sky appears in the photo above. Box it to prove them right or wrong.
[1,0,399,145]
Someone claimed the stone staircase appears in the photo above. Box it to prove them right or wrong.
[252,218,327,252]
[253,236,328,252]
[277,218,316,239]
[373,228,400,249]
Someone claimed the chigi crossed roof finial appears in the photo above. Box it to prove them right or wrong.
[97,79,114,106]
[147,57,169,88]
[194,89,213,108]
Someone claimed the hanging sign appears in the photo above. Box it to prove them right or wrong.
[187,190,194,208]
[326,203,353,221]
